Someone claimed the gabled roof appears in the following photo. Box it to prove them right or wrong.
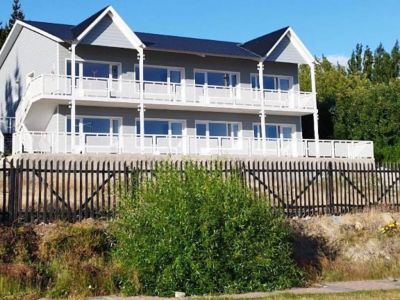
[240,27,290,58]
[1,6,315,64]
[71,6,109,38]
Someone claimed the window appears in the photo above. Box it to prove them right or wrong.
[194,70,238,87]
[136,119,184,136]
[135,66,182,83]
[253,124,294,139]
[251,74,292,91]
[66,60,120,79]
[196,122,240,137]
[67,117,120,134]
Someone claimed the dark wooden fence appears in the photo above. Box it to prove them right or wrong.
[0,158,399,224]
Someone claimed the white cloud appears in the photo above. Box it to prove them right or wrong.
[325,55,349,67]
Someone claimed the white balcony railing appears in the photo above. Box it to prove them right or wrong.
[16,74,317,129]
[13,131,374,159]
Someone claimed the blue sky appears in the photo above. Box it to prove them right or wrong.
[1,0,399,65]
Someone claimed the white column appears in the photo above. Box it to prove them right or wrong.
[138,49,145,154]
[258,62,266,154]
[310,63,320,157]
[70,43,77,153]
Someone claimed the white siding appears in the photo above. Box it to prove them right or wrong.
[267,36,307,64]
[81,15,134,49]
[0,27,58,118]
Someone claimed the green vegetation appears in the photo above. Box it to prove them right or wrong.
[0,0,25,49]
[0,220,120,299]
[113,163,303,296]
[300,41,400,162]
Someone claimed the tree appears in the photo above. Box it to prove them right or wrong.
[362,46,374,80]
[7,0,25,30]
[0,23,7,49]
[348,43,363,74]
[0,0,25,50]
[391,40,400,78]
[373,43,392,83]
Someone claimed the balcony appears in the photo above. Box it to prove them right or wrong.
[13,131,374,159]
[16,74,316,128]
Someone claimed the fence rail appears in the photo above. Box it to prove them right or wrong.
[0,159,399,224]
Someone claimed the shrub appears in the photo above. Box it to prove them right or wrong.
[113,162,303,296]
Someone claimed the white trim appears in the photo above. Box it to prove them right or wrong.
[133,63,186,84]
[195,120,242,138]
[66,115,123,134]
[264,27,314,64]
[0,20,64,69]
[250,73,294,90]
[252,122,296,139]
[193,68,241,87]
[76,6,145,49]
[65,58,122,79]
[134,117,187,136]
[16,20,64,42]
[56,43,60,76]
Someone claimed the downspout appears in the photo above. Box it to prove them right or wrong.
[258,61,266,154]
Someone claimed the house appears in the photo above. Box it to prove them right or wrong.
[0,6,373,158]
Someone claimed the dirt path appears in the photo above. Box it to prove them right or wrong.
[87,279,400,299]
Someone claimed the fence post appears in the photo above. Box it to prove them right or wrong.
[327,161,334,214]
[8,162,17,223]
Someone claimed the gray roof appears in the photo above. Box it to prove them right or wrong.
[24,7,290,60]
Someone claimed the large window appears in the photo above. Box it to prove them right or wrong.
[196,121,240,137]
[67,60,120,79]
[67,117,120,134]
[253,124,294,139]
[194,70,238,87]
[136,119,184,136]
[135,65,182,83]
[251,75,292,91]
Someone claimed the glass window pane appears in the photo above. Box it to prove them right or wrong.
[170,70,181,83]
[82,62,110,78]
[231,74,237,87]
[207,72,226,86]
[111,65,119,79]
[196,123,206,136]
[253,124,260,138]
[67,118,80,133]
[279,78,291,91]
[209,123,227,137]
[112,119,119,134]
[231,123,239,137]
[195,72,205,85]
[171,122,183,135]
[66,61,79,76]
[141,67,168,82]
[266,125,278,138]
[282,127,293,139]
[83,118,110,133]
[264,76,275,89]
[137,120,169,135]
[251,76,259,89]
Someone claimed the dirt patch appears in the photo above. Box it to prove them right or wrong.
[290,210,400,281]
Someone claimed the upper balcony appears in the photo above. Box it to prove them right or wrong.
[18,74,316,122]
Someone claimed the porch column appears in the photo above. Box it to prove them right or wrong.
[138,49,145,154]
[70,43,77,153]
[310,63,320,157]
[258,62,266,154]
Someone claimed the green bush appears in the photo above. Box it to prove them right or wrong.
[113,162,303,296]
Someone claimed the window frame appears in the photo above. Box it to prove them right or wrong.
[195,120,242,138]
[134,64,185,85]
[65,58,122,80]
[250,73,293,91]
[252,122,296,139]
[66,115,122,135]
[134,117,187,136]
[193,68,240,88]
